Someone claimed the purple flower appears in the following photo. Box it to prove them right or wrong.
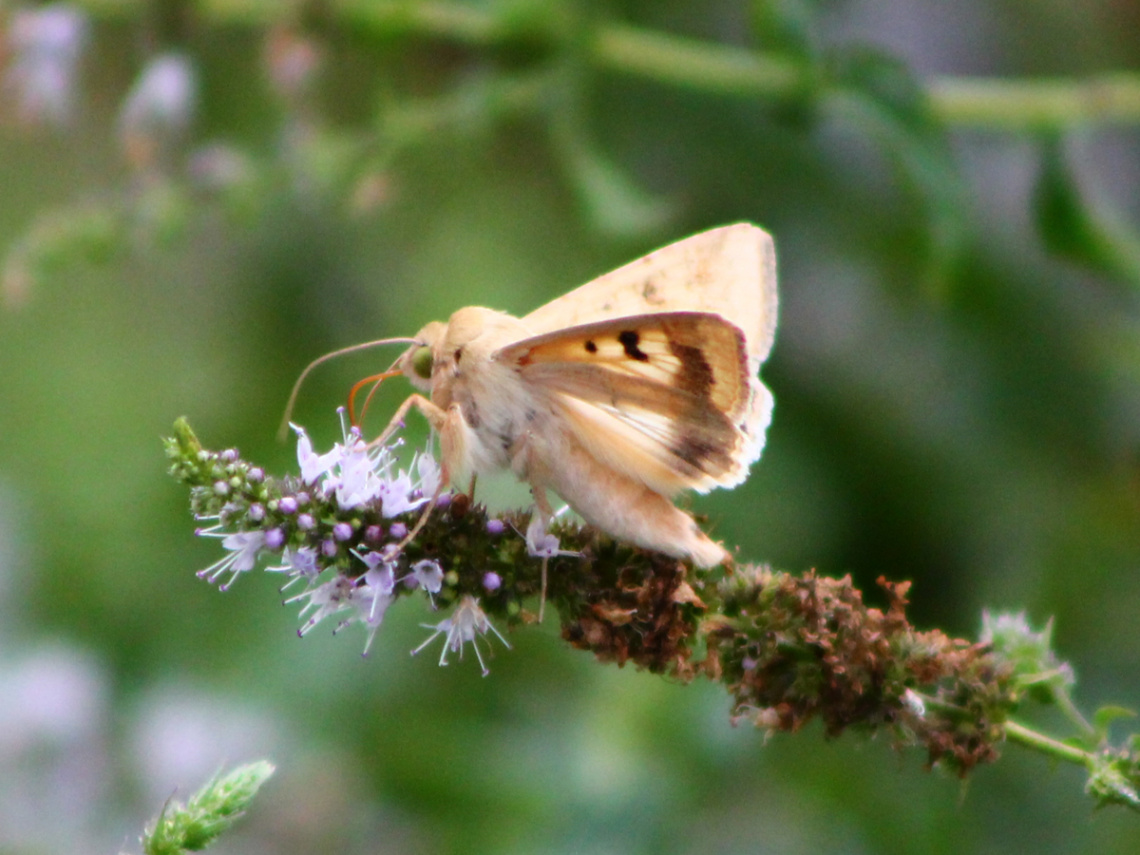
[525,512,579,560]
[266,546,320,589]
[411,560,444,596]
[288,576,356,637]
[265,527,286,550]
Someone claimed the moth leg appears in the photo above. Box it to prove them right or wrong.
[531,485,555,624]
[392,403,462,556]
[538,556,549,624]
[367,393,446,450]
[531,484,555,518]
[377,395,454,553]
[392,474,446,553]
[466,474,478,503]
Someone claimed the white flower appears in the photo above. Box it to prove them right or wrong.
[354,585,394,656]
[410,559,444,603]
[333,438,383,509]
[197,530,267,589]
[118,52,197,142]
[901,689,926,719]
[414,451,442,498]
[292,424,340,484]
[525,511,578,559]
[285,549,402,653]
[376,468,422,518]
[411,596,510,676]
[287,575,357,636]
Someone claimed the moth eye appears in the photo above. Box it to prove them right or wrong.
[411,346,433,379]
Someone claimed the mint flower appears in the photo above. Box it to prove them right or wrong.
[197,530,267,589]
[168,415,520,672]
[524,511,578,559]
[411,559,444,604]
[411,596,510,676]
[293,423,339,483]
[266,545,319,590]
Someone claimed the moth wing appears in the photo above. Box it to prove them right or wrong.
[522,223,778,365]
[498,313,772,496]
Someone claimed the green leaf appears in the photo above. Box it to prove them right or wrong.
[749,0,818,59]
[143,761,276,855]
[558,135,677,238]
[1033,136,1140,288]
[1093,704,1138,740]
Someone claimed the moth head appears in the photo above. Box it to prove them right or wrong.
[399,321,447,393]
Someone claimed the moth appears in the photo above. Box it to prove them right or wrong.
[369,223,778,567]
[290,223,777,567]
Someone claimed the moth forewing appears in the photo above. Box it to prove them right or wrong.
[521,222,777,365]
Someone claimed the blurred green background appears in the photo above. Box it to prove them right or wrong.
[1,1,1139,852]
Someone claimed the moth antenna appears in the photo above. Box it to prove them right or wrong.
[348,369,402,428]
[277,338,415,441]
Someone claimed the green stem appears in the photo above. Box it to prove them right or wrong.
[1002,719,1094,768]
[592,24,808,97]
[928,74,1140,130]
[76,1,1140,131]
[914,691,1097,769]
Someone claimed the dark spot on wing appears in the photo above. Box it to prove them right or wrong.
[672,432,732,474]
[672,434,718,468]
[454,347,463,363]
[618,330,649,362]
[585,340,598,354]
[668,341,714,399]
[642,276,666,305]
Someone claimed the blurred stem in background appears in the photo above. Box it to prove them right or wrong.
[7,0,1140,304]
